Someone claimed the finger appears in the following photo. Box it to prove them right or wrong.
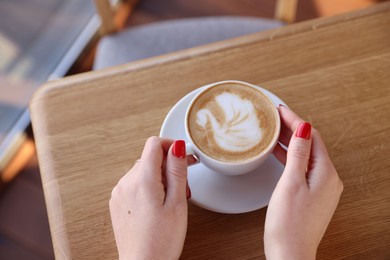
[278,105,305,146]
[187,154,199,166]
[284,122,312,184]
[159,138,175,154]
[120,159,140,184]
[273,142,287,165]
[130,160,140,174]
[278,107,293,147]
[139,137,173,182]
[310,129,331,164]
[307,128,336,186]
[165,140,188,205]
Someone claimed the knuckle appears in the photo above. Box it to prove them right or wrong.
[110,185,119,202]
[108,198,114,210]
[328,167,344,193]
[110,187,116,199]
[144,136,162,156]
[146,136,160,147]
[337,178,344,193]
[111,173,137,198]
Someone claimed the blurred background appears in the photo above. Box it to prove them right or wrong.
[0,0,382,258]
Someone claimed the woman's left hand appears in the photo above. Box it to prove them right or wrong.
[109,137,190,260]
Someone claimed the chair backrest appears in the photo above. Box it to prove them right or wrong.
[275,0,299,23]
[94,0,298,36]
[94,0,139,35]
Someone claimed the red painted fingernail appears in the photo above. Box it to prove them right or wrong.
[278,104,286,108]
[296,122,312,140]
[172,140,186,158]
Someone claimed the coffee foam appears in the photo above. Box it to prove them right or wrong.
[196,92,263,152]
[188,82,277,163]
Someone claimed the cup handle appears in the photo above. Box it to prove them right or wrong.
[186,142,199,166]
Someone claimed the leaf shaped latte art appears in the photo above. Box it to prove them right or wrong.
[196,92,263,152]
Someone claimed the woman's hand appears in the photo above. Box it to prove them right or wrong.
[109,137,190,260]
[265,106,343,260]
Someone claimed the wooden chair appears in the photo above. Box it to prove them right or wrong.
[93,0,298,69]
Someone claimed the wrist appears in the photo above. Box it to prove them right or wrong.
[265,244,316,260]
[120,250,179,260]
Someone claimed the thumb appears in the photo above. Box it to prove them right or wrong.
[165,140,189,204]
[284,122,312,182]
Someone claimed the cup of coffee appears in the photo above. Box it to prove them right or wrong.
[185,80,280,175]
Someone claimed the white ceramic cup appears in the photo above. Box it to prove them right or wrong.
[184,80,281,176]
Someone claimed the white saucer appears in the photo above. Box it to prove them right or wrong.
[160,86,286,214]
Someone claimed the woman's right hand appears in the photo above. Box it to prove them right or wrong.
[264,106,343,260]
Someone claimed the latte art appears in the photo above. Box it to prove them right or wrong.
[196,92,263,152]
[187,82,278,163]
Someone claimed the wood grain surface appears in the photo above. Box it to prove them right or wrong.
[30,3,390,259]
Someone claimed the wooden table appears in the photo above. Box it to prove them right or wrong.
[30,3,390,259]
